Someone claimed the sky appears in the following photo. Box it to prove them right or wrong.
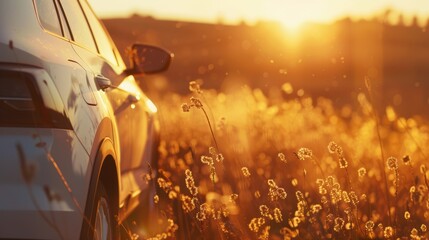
[88,0,429,29]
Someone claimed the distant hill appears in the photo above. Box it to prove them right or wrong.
[103,15,429,117]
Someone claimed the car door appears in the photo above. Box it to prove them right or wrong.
[60,0,153,208]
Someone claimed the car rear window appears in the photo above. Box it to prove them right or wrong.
[35,0,63,36]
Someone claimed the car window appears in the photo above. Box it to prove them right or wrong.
[59,0,97,52]
[80,0,118,66]
[35,0,63,36]
[55,0,72,40]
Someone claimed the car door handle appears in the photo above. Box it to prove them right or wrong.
[95,74,112,91]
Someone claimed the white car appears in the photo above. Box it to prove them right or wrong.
[0,0,172,239]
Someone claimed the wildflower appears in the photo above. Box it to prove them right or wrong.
[277,187,287,199]
[358,167,367,177]
[201,155,213,165]
[326,176,334,186]
[297,148,312,160]
[421,224,427,232]
[196,211,206,221]
[259,205,271,218]
[339,156,348,168]
[267,179,277,187]
[230,193,238,202]
[168,191,178,199]
[410,228,418,238]
[345,222,355,230]
[181,103,191,112]
[209,147,217,155]
[190,97,203,108]
[335,145,343,156]
[278,153,287,163]
[334,217,344,232]
[259,226,270,240]
[181,195,196,212]
[349,191,359,206]
[332,182,340,190]
[384,226,394,238]
[241,167,251,177]
[342,191,350,203]
[189,80,202,93]
[321,196,328,204]
[421,164,427,174]
[402,155,411,165]
[316,178,324,186]
[404,211,411,220]
[154,195,159,204]
[296,191,305,202]
[328,141,338,154]
[249,218,265,233]
[365,220,374,232]
[273,208,283,223]
[185,169,198,196]
[310,204,322,214]
[216,153,224,162]
[387,157,398,170]
[291,178,298,186]
[289,217,301,228]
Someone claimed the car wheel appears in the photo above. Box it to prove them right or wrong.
[93,183,116,240]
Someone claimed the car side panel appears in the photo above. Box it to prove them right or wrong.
[0,1,119,238]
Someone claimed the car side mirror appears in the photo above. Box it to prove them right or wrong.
[125,44,173,75]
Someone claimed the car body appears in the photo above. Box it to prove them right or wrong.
[0,0,172,239]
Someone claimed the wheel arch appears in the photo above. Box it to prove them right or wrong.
[80,136,120,239]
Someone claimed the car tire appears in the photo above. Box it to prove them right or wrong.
[92,183,118,240]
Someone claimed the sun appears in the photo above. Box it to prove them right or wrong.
[278,17,307,32]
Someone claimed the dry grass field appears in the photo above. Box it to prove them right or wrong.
[134,79,429,239]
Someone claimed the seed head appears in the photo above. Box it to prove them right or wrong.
[334,217,344,232]
[291,178,298,186]
[387,157,398,170]
[201,155,214,165]
[241,167,251,177]
[189,80,202,93]
[259,205,270,217]
[230,193,238,202]
[295,191,304,202]
[297,148,312,160]
[216,153,224,162]
[190,97,203,108]
[328,141,338,154]
[209,147,217,155]
[181,103,191,112]
[420,164,427,174]
[383,226,394,238]
[310,204,322,214]
[358,167,367,177]
[365,220,374,232]
[339,156,348,168]
[277,188,287,199]
[278,153,287,163]
[273,208,283,223]
[342,191,350,203]
[404,211,411,220]
[402,155,411,165]
[267,179,277,188]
